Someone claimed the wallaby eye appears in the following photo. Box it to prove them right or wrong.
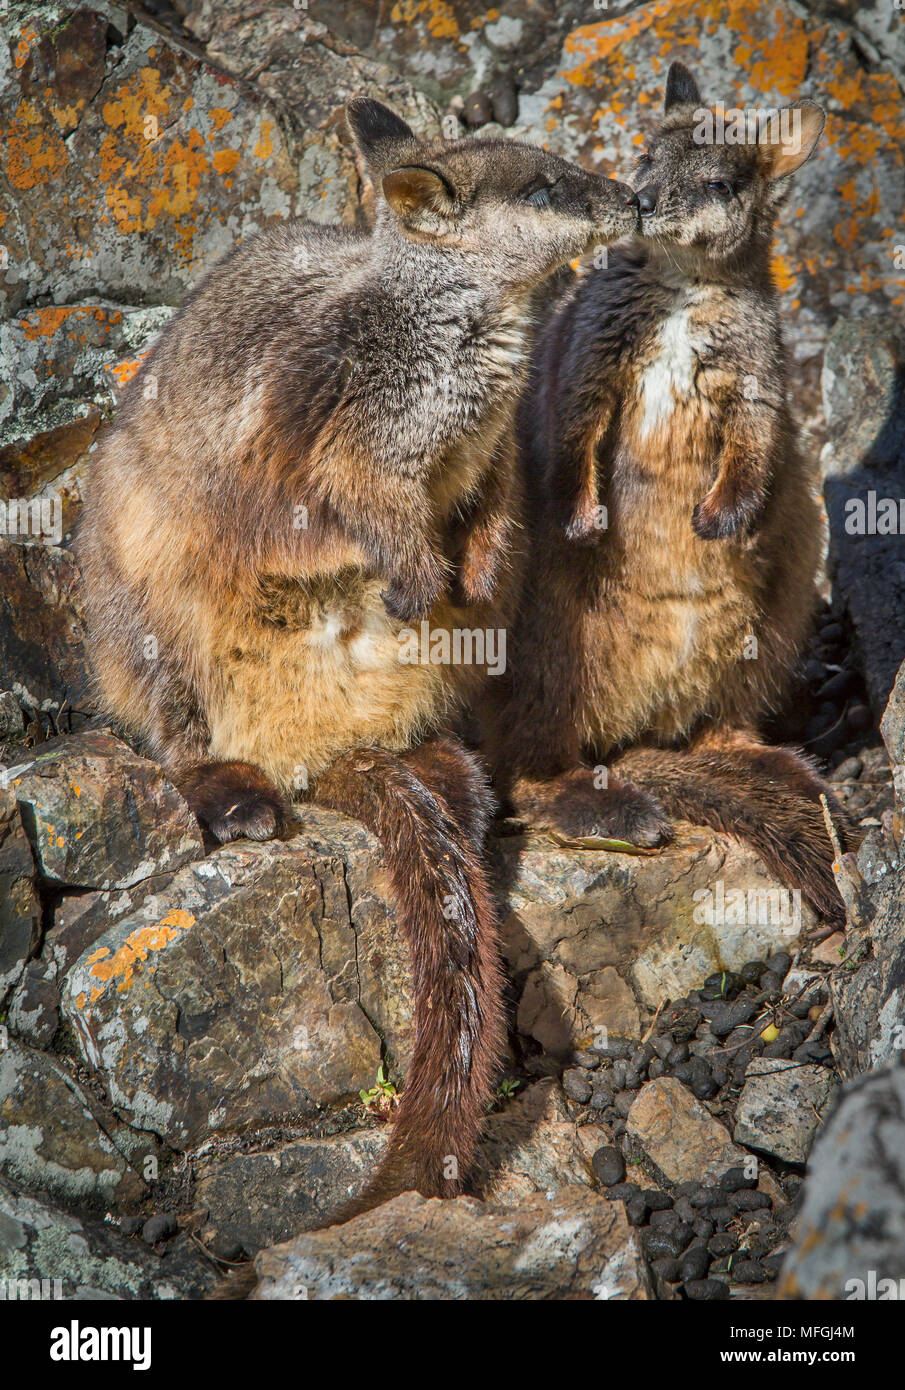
[707,179,734,199]
[522,184,552,209]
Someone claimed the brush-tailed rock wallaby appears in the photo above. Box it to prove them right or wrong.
[79,98,641,1212]
[488,62,855,926]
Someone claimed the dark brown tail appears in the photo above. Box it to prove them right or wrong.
[613,739,859,930]
[312,738,505,1220]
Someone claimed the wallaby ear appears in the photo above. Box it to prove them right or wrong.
[346,98,417,176]
[665,61,703,112]
[760,100,826,179]
[382,165,455,224]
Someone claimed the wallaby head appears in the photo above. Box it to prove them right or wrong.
[628,61,825,266]
[347,97,636,286]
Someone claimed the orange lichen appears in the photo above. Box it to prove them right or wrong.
[253,120,275,161]
[390,0,460,41]
[83,909,196,997]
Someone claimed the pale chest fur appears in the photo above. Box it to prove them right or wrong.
[586,293,760,745]
[634,302,701,441]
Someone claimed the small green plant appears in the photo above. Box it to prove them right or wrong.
[359,1064,398,1117]
[496,1077,522,1102]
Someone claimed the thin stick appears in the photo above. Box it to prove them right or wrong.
[819,793,844,865]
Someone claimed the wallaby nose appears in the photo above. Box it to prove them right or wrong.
[630,186,658,217]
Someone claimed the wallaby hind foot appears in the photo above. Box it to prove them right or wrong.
[511,766,673,847]
[175,760,289,843]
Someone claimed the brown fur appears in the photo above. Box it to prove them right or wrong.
[484,64,855,920]
[314,738,505,1218]
[78,98,639,1210]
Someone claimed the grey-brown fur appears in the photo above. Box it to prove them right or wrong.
[77,100,638,1209]
[484,64,854,921]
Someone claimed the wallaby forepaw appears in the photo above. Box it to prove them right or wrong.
[381,568,446,623]
[177,761,288,844]
[692,489,762,541]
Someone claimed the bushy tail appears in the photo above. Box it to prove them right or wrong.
[312,740,505,1220]
[613,739,859,929]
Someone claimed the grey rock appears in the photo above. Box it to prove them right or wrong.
[9,732,203,888]
[779,1066,905,1299]
[253,1187,653,1300]
[61,810,405,1147]
[0,1173,216,1300]
[822,317,905,717]
[0,1039,152,1209]
[195,1128,389,1254]
[472,1080,605,1206]
[734,1059,837,1164]
[0,788,40,1003]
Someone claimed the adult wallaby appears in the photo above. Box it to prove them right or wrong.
[487,63,855,927]
[78,98,641,1213]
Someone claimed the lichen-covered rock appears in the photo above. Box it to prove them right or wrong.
[0,539,90,712]
[0,1173,217,1299]
[822,317,905,717]
[252,1186,653,1300]
[8,868,178,1048]
[8,731,203,888]
[60,813,398,1146]
[734,1058,837,1164]
[832,664,905,1075]
[2,6,306,330]
[627,1077,748,1185]
[496,826,813,1055]
[0,787,40,1004]
[0,1039,150,1208]
[194,1128,389,1256]
[778,1066,905,1300]
[881,657,905,804]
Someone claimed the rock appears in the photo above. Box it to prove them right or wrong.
[0,787,40,1004]
[141,1213,178,1246]
[562,1067,593,1104]
[734,1059,837,1164]
[498,826,813,1058]
[9,732,203,888]
[61,809,407,1147]
[0,1039,151,1208]
[627,1078,748,1185]
[253,1187,653,1300]
[0,1174,216,1300]
[0,693,25,740]
[592,1145,626,1188]
[2,8,312,334]
[473,1080,606,1205]
[881,657,905,805]
[810,931,846,965]
[5,960,59,1048]
[779,1066,905,1299]
[822,318,905,717]
[832,821,905,1075]
[0,538,90,713]
[195,1128,388,1255]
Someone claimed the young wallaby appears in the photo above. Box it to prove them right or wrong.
[78,98,640,1213]
[488,62,855,925]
